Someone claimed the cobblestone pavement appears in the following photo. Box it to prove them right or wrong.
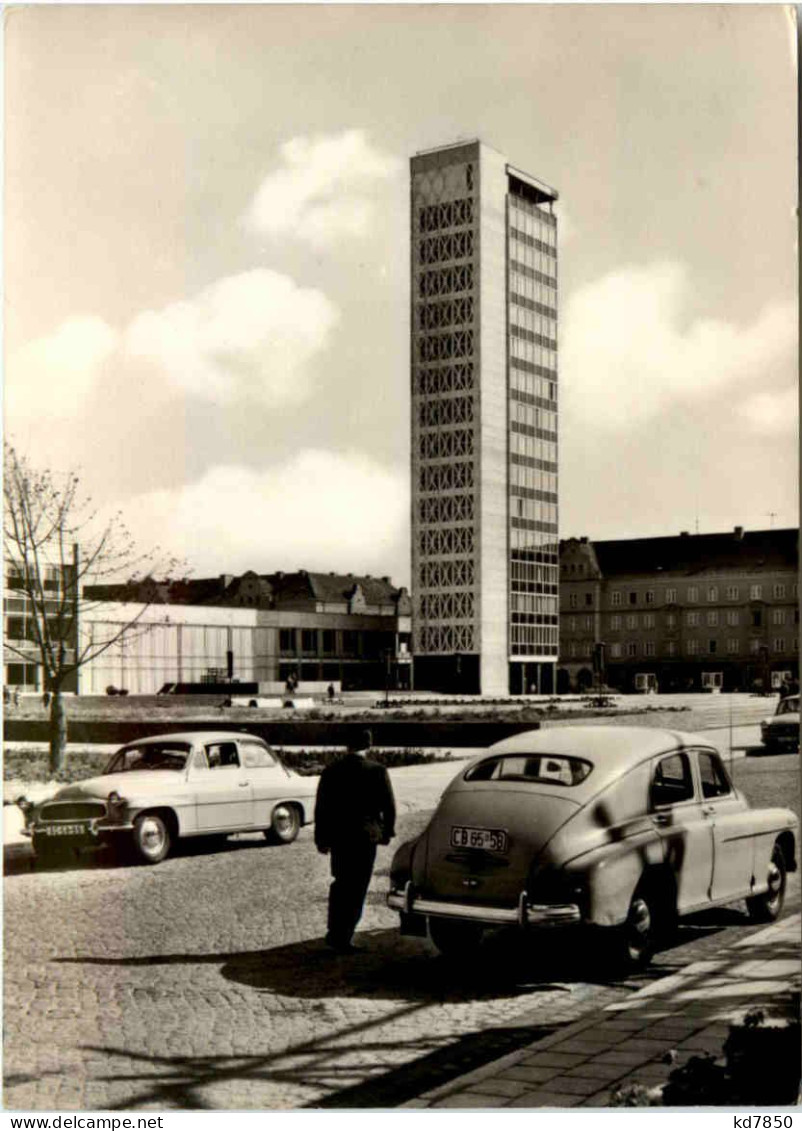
[5,747,800,1112]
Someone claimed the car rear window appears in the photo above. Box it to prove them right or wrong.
[465,754,592,786]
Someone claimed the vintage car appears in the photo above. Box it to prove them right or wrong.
[760,695,800,753]
[17,730,318,865]
[387,726,797,967]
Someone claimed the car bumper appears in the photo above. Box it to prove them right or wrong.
[387,884,581,929]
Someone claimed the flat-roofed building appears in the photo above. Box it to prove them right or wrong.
[410,139,560,696]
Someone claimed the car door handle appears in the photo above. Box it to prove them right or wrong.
[702,805,716,816]
[652,812,671,826]
[239,781,250,787]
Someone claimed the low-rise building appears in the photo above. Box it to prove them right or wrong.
[79,570,412,695]
[559,527,799,693]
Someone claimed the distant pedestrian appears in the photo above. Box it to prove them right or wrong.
[314,728,396,953]
[13,688,20,708]
[779,678,792,700]
[327,683,335,703]
[3,686,10,709]
[42,690,51,709]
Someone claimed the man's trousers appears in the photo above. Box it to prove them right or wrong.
[326,838,377,946]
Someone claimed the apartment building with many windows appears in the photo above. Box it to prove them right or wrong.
[410,139,560,695]
[559,528,798,693]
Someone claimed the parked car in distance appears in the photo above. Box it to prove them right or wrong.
[760,696,800,753]
[17,731,318,866]
[388,726,797,968]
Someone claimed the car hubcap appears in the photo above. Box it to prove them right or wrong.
[139,818,165,855]
[767,860,782,904]
[629,897,651,951]
[273,806,294,837]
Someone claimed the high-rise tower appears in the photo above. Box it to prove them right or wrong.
[410,140,559,696]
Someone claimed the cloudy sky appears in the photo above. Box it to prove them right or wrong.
[6,4,797,587]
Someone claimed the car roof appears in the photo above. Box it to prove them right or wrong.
[451,726,719,802]
[122,731,266,748]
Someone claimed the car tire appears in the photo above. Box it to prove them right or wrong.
[429,918,484,958]
[747,842,787,923]
[264,804,301,845]
[609,885,659,970]
[131,813,172,865]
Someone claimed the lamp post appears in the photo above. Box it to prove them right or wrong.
[384,647,392,708]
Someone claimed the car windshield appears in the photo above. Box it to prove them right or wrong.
[777,697,799,716]
[105,742,191,773]
[465,754,592,786]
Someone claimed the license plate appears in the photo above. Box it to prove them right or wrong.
[450,826,508,853]
[44,824,89,837]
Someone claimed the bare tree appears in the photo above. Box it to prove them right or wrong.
[3,443,179,772]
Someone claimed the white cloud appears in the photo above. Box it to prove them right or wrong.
[735,386,798,434]
[245,130,401,247]
[126,269,338,406]
[561,262,797,430]
[123,450,409,580]
[6,315,118,426]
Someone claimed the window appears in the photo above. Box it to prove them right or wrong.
[643,612,655,628]
[687,587,698,602]
[772,609,786,626]
[322,629,336,654]
[651,752,694,807]
[626,614,638,629]
[687,611,700,627]
[645,590,655,604]
[750,584,763,600]
[644,641,656,656]
[751,610,763,628]
[301,629,317,654]
[279,628,296,654]
[627,642,637,656]
[629,592,637,605]
[687,640,699,655]
[708,639,717,654]
[466,754,592,786]
[610,614,622,630]
[666,641,677,656]
[774,584,786,599]
[239,742,277,769]
[343,630,359,655]
[584,615,593,630]
[666,613,676,628]
[569,594,578,609]
[205,742,240,770]
[726,610,740,627]
[611,591,622,606]
[727,638,740,654]
[773,638,786,653]
[585,593,593,606]
[726,586,739,600]
[707,611,719,627]
[665,588,677,604]
[568,616,577,631]
[610,642,623,658]
[707,586,719,602]
[698,751,732,799]
[749,639,761,654]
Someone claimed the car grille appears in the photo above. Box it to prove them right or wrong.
[39,801,107,823]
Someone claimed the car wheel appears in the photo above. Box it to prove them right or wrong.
[747,842,787,923]
[608,886,658,970]
[264,804,300,845]
[429,917,484,958]
[131,813,172,864]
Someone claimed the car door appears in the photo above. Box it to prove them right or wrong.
[239,739,291,828]
[649,749,714,913]
[697,748,754,903]
[193,740,254,831]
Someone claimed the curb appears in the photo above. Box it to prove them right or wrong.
[403,914,801,1108]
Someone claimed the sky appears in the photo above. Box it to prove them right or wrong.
[5,4,798,588]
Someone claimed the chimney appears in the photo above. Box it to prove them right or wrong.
[734,526,744,540]
[219,574,233,588]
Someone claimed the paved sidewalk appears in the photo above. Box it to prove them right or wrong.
[405,913,801,1108]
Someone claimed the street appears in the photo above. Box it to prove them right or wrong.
[4,714,800,1111]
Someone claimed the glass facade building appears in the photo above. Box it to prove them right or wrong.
[410,140,559,695]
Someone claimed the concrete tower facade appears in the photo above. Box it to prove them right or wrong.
[410,140,559,696]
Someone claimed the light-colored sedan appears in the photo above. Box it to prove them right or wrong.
[18,731,317,865]
[388,726,798,967]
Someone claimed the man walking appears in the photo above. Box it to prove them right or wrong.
[314,728,396,953]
